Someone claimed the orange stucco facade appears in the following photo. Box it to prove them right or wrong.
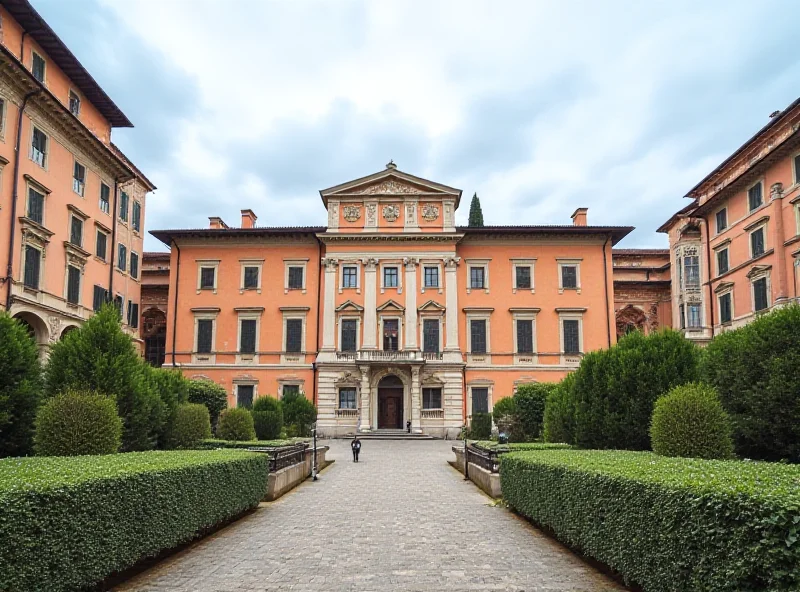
[156,164,631,437]
[0,2,153,354]
[660,96,800,343]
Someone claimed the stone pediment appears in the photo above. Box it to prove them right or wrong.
[336,300,364,312]
[320,163,461,204]
[418,300,446,312]
[376,299,405,312]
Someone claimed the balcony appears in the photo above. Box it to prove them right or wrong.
[335,350,425,363]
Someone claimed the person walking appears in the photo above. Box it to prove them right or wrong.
[351,436,361,463]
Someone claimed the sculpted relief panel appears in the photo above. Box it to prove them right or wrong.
[355,179,421,195]
[343,205,361,222]
[382,204,400,222]
[421,203,439,221]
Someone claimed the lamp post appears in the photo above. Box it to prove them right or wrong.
[312,421,318,481]
[463,423,469,481]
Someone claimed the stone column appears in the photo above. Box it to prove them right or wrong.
[358,365,371,432]
[321,258,338,350]
[404,258,418,350]
[410,365,422,433]
[362,258,378,349]
[770,182,789,303]
[444,257,461,360]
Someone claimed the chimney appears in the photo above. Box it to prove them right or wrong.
[208,216,229,230]
[241,209,258,229]
[571,207,588,226]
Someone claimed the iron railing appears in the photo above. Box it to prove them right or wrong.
[465,444,501,473]
[248,443,308,472]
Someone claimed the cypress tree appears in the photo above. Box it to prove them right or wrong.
[468,193,484,227]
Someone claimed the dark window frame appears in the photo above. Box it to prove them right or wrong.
[117,244,127,272]
[340,318,357,352]
[129,252,139,279]
[753,277,769,312]
[99,183,110,214]
[196,319,214,353]
[287,266,304,289]
[70,216,83,247]
[716,248,729,275]
[31,51,46,83]
[285,318,303,353]
[131,201,141,233]
[27,186,45,225]
[516,318,534,354]
[469,266,485,289]
[750,227,765,258]
[95,230,108,261]
[243,266,259,289]
[687,303,701,328]
[715,208,727,233]
[383,266,398,288]
[338,387,357,410]
[423,266,439,288]
[471,387,489,415]
[422,387,442,410]
[66,264,81,304]
[237,385,254,409]
[748,182,763,212]
[342,265,358,288]
[562,318,580,354]
[561,265,578,289]
[470,319,487,354]
[69,90,81,117]
[23,245,41,289]
[31,126,47,167]
[382,318,399,351]
[515,265,531,289]
[239,318,257,354]
[422,318,439,353]
[719,292,733,324]
[199,267,215,290]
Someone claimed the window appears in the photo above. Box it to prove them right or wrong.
[516,319,534,354]
[750,227,765,258]
[92,285,107,312]
[130,252,139,279]
[748,182,763,212]
[73,162,85,196]
[515,266,531,289]
[561,265,578,289]
[285,318,303,352]
[69,91,80,117]
[339,387,357,410]
[282,384,300,398]
[196,319,213,353]
[424,266,439,288]
[677,255,683,288]
[422,318,439,353]
[470,266,485,289]
[687,304,701,329]
[0,98,5,137]
[423,387,442,410]
[288,266,304,289]
[753,277,769,312]
[70,216,83,247]
[383,266,398,288]
[243,266,259,289]
[99,183,110,214]
[240,319,257,354]
[716,248,729,275]
[119,191,129,222]
[132,201,141,233]
[342,265,358,288]
[470,319,487,354]
[237,385,254,409]
[340,318,357,352]
[795,154,800,185]
[719,292,732,324]
[117,244,127,272]
[562,319,580,354]
[715,209,727,233]
[684,255,700,288]
[113,295,123,316]
[472,387,489,415]
[126,301,139,328]
[23,246,40,289]
[31,52,45,83]
[66,266,81,304]
[679,303,686,329]
[96,230,108,261]
[200,267,215,289]
[27,187,44,224]
[383,319,399,351]
[31,127,47,167]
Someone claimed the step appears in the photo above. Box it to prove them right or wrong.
[342,431,438,440]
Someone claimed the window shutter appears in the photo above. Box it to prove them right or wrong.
[237,385,254,408]
[132,202,141,232]
[28,188,44,224]
[70,217,82,246]
[24,246,40,289]
[516,319,533,353]
[285,319,303,352]
[423,319,439,353]
[96,232,107,260]
[749,183,763,210]
[67,266,80,304]
[470,319,486,354]
[341,319,357,352]
[754,278,768,311]
[751,230,765,257]
[130,253,139,278]
[117,244,127,271]
[563,319,580,354]
[197,319,213,353]
[93,285,107,312]
[472,388,489,415]
[240,319,257,353]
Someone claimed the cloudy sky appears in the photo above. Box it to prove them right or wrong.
[36,0,800,251]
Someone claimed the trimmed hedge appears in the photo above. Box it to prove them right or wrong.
[501,449,800,592]
[472,441,572,453]
[217,407,256,441]
[252,396,283,440]
[0,450,268,591]
[34,390,122,456]
[514,383,554,440]
[469,412,492,439]
[166,403,212,450]
[197,438,308,449]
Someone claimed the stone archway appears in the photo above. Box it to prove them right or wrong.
[12,311,49,358]
[142,308,167,367]
[370,367,410,430]
[377,374,404,429]
[60,325,79,339]
[615,305,647,339]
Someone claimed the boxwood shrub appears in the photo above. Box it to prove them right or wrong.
[0,450,268,592]
[501,450,800,591]
[197,438,308,449]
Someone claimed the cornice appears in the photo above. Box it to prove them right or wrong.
[317,232,463,243]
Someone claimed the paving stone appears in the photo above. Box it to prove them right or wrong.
[114,440,626,591]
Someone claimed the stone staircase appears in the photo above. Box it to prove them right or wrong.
[342,429,437,440]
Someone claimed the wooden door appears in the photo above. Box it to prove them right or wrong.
[378,389,403,429]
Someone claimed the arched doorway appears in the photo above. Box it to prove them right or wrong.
[142,308,167,367]
[615,305,647,339]
[12,311,49,358]
[377,374,404,429]
[60,325,78,340]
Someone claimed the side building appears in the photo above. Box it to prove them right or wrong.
[660,96,800,342]
[611,249,671,338]
[153,164,632,437]
[0,0,154,355]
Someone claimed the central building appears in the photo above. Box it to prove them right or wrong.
[155,163,632,438]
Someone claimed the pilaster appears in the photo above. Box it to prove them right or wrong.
[410,365,422,433]
[404,258,418,350]
[362,258,378,349]
[770,182,789,303]
[321,258,338,350]
[358,365,372,432]
[444,256,462,362]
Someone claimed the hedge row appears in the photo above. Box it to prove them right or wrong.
[472,441,572,452]
[0,450,269,592]
[501,450,800,592]
[198,438,309,449]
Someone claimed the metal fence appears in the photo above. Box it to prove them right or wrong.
[247,443,308,472]
[465,444,501,473]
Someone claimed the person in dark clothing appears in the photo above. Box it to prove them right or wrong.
[351,437,361,462]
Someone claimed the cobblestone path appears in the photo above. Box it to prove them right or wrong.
[116,439,626,591]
